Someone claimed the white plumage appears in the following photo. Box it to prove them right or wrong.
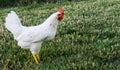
[5,9,64,64]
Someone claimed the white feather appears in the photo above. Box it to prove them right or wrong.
[5,11,25,40]
[5,11,60,55]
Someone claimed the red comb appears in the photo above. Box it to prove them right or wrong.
[58,8,64,14]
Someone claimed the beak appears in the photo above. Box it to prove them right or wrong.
[62,14,64,18]
[61,13,65,19]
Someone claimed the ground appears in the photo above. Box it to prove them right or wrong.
[0,0,120,70]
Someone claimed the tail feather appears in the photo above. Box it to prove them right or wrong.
[5,11,24,39]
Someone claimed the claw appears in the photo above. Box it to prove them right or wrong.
[33,55,39,64]
[36,52,40,62]
[33,52,40,64]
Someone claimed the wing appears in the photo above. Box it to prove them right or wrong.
[17,26,48,42]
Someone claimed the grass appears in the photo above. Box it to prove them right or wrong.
[0,0,120,70]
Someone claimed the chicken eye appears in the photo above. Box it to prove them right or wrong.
[58,14,62,17]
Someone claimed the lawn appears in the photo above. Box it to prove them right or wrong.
[0,0,120,70]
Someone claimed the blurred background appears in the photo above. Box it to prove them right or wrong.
[0,0,85,8]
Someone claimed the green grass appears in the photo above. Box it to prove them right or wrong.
[0,0,120,70]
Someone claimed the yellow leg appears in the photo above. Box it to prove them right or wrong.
[33,55,39,64]
[36,52,40,62]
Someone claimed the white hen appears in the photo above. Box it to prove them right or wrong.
[5,8,64,64]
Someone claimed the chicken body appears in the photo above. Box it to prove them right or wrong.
[5,9,64,64]
[17,13,58,55]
